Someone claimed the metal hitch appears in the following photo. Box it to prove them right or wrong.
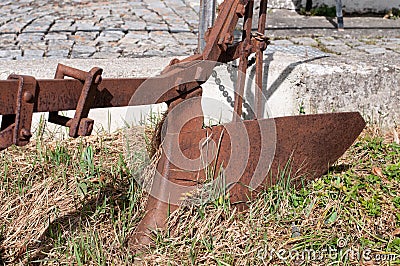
[0,0,365,251]
[0,75,37,150]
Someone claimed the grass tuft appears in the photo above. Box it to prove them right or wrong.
[0,125,399,265]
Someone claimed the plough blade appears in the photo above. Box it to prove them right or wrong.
[0,0,368,253]
[130,112,365,247]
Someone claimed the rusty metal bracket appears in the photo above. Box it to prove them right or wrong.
[0,75,37,151]
[48,64,103,138]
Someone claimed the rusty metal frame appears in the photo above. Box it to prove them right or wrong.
[0,75,37,150]
[48,64,103,137]
[0,0,366,251]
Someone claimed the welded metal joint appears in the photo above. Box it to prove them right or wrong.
[0,75,37,151]
[48,64,103,138]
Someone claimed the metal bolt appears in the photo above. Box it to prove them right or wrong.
[23,91,34,103]
[169,58,180,66]
[20,128,32,140]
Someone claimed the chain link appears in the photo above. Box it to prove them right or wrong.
[210,56,256,119]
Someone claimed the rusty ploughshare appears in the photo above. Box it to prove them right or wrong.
[0,0,366,251]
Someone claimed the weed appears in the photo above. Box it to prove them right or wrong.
[299,5,337,17]
[0,125,399,264]
[385,8,400,20]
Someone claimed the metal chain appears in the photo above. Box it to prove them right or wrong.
[210,56,256,119]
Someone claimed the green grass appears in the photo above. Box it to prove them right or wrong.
[299,5,337,17]
[385,8,400,20]
[0,126,399,265]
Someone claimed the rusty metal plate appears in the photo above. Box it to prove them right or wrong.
[130,112,365,247]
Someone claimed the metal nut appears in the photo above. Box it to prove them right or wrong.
[23,91,34,103]
[20,128,32,140]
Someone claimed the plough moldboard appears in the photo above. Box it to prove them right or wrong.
[0,0,365,250]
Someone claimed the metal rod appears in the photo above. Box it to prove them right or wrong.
[336,0,344,31]
[202,0,241,61]
[232,0,254,121]
[198,0,216,52]
[0,78,204,115]
[255,0,268,118]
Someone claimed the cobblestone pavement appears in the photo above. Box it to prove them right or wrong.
[0,0,200,60]
[0,0,399,61]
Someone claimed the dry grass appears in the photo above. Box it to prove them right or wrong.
[0,125,399,265]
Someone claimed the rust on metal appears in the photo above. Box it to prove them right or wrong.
[48,64,103,137]
[0,0,366,252]
[0,75,37,150]
[128,111,365,245]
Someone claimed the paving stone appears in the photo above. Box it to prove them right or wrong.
[0,34,17,45]
[125,31,149,39]
[121,45,151,56]
[325,45,351,55]
[99,46,123,53]
[149,31,178,45]
[164,0,187,8]
[96,19,124,30]
[364,47,388,55]
[92,52,121,59]
[143,49,164,57]
[146,23,169,31]
[0,17,10,27]
[121,20,146,31]
[50,20,75,32]
[290,37,318,47]
[128,2,146,8]
[48,39,74,49]
[70,32,99,44]
[117,42,141,52]
[134,9,153,17]
[99,30,125,40]
[0,21,27,33]
[380,43,400,51]
[163,45,192,56]
[1,0,400,61]
[94,9,111,18]
[381,38,400,44]
[17,33,44,43]
[318,37,345,46]
[271,39,293,46]
[163,16,186,24]
[74,21,102,32]
[22,49,44,59]
[0,50,21,59]
[71,45,96,58]
[45,33,69,41]
[117,37,140,50]
[343,39,364,48]
[24,18,56,33]
[356,45,382,53]
[0,45,20,51]
[265,44,328,58]
[169,24,191,33]
[46,49,70,58]
[20,41,47,51]
[173,32,197,45]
